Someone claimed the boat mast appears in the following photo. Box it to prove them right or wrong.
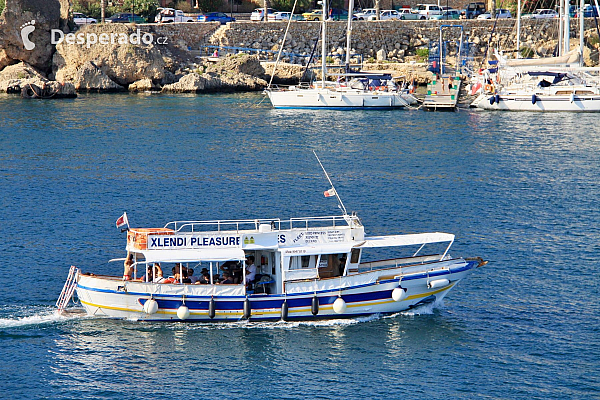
[579,0,584,66]
[313,150,348,216]
[321,0,327,88]
[563,0,571,56]
[344,0,354,72]
[516,0,521,58]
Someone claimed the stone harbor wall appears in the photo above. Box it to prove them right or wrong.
[0,0,599,97]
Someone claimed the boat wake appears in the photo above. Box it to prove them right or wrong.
[0,306,87,329]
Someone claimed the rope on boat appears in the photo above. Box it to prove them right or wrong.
[267,0,300,89]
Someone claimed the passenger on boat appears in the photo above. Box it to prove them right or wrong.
[218,272,233,284]
[123,252,134,280]
[221,261,242,284]
[199,271,210,284]
[188,268,199,284]
[244,256,257,285]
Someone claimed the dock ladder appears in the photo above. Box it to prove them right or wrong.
[56,265,79,314]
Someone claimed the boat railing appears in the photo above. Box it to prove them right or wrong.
[163,215,359,232]
[358,254,451,272]
[164,219,282,233]
[288,215,359,229]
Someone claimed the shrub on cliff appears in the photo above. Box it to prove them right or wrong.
[0,0,5,14]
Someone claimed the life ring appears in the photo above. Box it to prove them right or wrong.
[484,84,494,93]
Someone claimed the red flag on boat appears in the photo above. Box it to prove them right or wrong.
[116,212,129,229]
[324,188,336,197]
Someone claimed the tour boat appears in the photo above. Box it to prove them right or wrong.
[60,212,484,322]
[57,157,484,322]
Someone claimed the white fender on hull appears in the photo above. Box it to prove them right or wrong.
[333,297,347,314]
[428,278,450,289]
[177,305,190,320]
[143,299,158,314]
[392,287,408,302]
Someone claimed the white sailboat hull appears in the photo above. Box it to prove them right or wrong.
[472,92,600,112]
[75,258,478,322]
[267,87,418,109]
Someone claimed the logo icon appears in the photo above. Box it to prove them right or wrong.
[20,20,36,51]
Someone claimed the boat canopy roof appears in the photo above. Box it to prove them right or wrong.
[142,248,246,263]
[357,232,454,248]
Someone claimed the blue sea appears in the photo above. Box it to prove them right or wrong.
[0,92,599,399]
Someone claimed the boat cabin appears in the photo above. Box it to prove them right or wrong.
[120,215,455,297]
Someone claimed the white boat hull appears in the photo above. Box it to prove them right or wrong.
[267,87,418,109]
[472,91,600,112]
[75,258,478,322]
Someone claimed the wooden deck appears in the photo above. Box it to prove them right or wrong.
[422,75,461,111]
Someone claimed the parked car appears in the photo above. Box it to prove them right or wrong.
[106,13,146,23]
[430,9,461,19]
[268,11,304,21]
[522,9,558,19]
[462,2,486,19]
[398,8,425,19]
[353,8,377,20]
[574,5,599,18]
[73,12,97,25]
[250,8,276,21]
[477,8,512,19]
[414,4,443,18]
[197,12,235,24]
[155,8,195,23]
[303,8,348,21]
[329,8,349,20]
[368,9,401,20]
[302,9,323,21]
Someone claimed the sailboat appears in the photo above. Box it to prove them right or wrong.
[471,0,600,111]
[265,0,418,109]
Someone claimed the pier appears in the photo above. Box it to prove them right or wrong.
[422,75,461,111]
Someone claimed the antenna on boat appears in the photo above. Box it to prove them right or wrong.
[313,150,348,216]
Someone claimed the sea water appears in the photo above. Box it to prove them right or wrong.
[0,93,599,399]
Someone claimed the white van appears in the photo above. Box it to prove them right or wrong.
[415,4,442,18]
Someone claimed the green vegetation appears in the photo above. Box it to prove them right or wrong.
[0,0,5,15]
[520,46,534,58]
[72,0,158,20]
[416,48,429,61]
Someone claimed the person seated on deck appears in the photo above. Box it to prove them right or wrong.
[221,261,242,283]
[217,272,233,284]
[198,271,210,284]
[188,268,199,284]
[244,256,257,286]
[174,267,191,284]
[123,252,134,280]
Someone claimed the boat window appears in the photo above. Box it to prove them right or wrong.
[318,254,346,278]
[350,248,361,264]
[289,255,316,270]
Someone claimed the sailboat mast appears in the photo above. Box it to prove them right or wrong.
[321,0,328,89]
[516,0,521,58]
[344,0,354,72]
[580,0,585,66]
[563,0,570,54]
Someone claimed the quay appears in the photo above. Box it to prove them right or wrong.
[422,75,462,110]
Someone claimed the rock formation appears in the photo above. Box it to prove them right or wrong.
[52,24,165,86]
[162,54,267,93]
[0,0,67,72]
[72,61,124,91]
